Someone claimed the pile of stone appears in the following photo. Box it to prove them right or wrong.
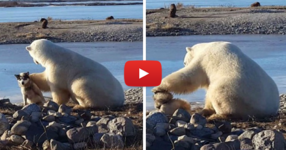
[0,100,137,150]
[146,109,286,150]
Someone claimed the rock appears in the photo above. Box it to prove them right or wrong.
[97,124,109,133]
[47,121,62,129]
[93,133,104,144]
[44,100,59,111]
[30,112,42,122]
[174,140,191,149]
[75,118,84,125]
[100,133,124,149]
[10,135,24,144]
[58,104,72,114]
[238,129,260,140]
[176,120,187,127]
[189,127,214,138]
[80,111,92,121]
[1,130,9,141]
[11,120,31,135]
[169,4,176,18]
[58,116,77,124]
[240,138,253,150]
[96,116,114,126]
[211,131,223,139]
[252,130,286,149]
[21,140,34,150]
[67,126,98,142]
[172,108,191,123]
[106,16,114,20]
[146,112,168,128]
[169,127,186,136]
[13,110,29,120]
[215,121,231,133]
[201,140,240,150]
[50,139,71,150]
[190,113,206,127]
[43,115,55,122]
[177,135,194,144]
[22,104,41,115]
[146,133,156,144]
[25,122,57,145]
[86,121,97,127]
[184,123,195,130]
[73,142,87,149]
[0,113,9,135]
[108,117,136,136]
[154,123,169,136]
[48,110,56,116]
[225,135,238,142]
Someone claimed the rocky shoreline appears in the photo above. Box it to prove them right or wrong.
[146,94,286,150]
[0,19,143,44]
[147,6,286,36]
[0,88,143,150]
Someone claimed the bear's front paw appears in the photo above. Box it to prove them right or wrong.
[152,86,167,94]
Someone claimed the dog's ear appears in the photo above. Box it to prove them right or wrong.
[15,74,20,79]
[26,72,29,76]
[26,46,31,51]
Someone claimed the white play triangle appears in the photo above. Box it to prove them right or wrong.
[139,68,149,79]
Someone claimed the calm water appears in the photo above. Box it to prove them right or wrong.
[0,5,142,22]
[146,35,286,110]
[146,0,286,9]
[0,42,142,103]
[23,1,142,5]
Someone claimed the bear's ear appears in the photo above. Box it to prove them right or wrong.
[14,74,20,79]
[26,46,31,51]
[186,47,192,52]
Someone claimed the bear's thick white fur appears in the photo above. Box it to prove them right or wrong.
[153,42,279,119]
[26,39,125,108]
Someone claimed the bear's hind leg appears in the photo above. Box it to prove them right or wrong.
[201,97,216,117]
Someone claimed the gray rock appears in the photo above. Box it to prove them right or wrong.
[172,108,191,122]
[215,121,231,134]
[146,112,168,128]
[58,104,72,114]
[100,133,124,149]
[48,110,56,116]
[225,135,238,142]
[184,123,195,130]
[93,133,104,144]
[176,120,187,127]
[96,116,114,126]
[22,104,41,115]
[146,133,156,143]
[42,115,55,122]
[189,127,214,138]
[50,139,71,150]
[21,140,34,150]
[58,115,77,124]
[238,129,260,140]
[98,124,109,133]
[47,121,62,129]
[1,130,9,141]
[174,140,191,149]
[201,140,240,150]
[240,138,253,150]
[73,142,87,149]
[177,135,194,144]
[211,131,223,139]
[75,118,84,126]
[190,113,206,127]
[0,113,9,135]
[42,140,50,150]
[86,121,97,127]
[108,117,136,136]
[11,120,32,135]
[44,100,59,111]
[30,112,42,122]
[67,126,98,142]
[252,130,286,150]
[154,123,169,136]
[13,110,29,120]
[10,135,24,144]
[170,127,186,136]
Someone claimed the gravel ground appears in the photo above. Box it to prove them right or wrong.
[0,19,142,44]
[147,6,286,36]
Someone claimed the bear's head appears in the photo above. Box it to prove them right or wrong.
[184,47,193,66]
[26,39,55,67]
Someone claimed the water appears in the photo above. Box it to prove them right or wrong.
[146,35,286,110]
[0,42,142,103]
[146,0,286,9]
[0,5,143,22]
[23,1,142,5]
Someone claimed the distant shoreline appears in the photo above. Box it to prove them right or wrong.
[147,6,286,36]
[0,19,143,44]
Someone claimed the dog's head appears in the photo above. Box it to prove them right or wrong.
[15,72,30,86]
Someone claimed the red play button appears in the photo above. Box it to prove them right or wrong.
[124,60,162,86]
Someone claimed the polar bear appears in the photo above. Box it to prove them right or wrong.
[26,39,125,109]
[152,42,279,120]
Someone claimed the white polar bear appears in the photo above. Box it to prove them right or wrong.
[153,42,279,120]
[26,39,125,109]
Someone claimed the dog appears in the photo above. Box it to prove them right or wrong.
[15,72,45,106]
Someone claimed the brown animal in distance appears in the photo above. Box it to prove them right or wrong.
[106,16,114,20]
[169,4,176,18]
[40,18,48,29]
[251,2,261,7]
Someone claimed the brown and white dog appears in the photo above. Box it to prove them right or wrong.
[15,72,45,106]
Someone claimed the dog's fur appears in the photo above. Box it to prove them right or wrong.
[15,72,45,106]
